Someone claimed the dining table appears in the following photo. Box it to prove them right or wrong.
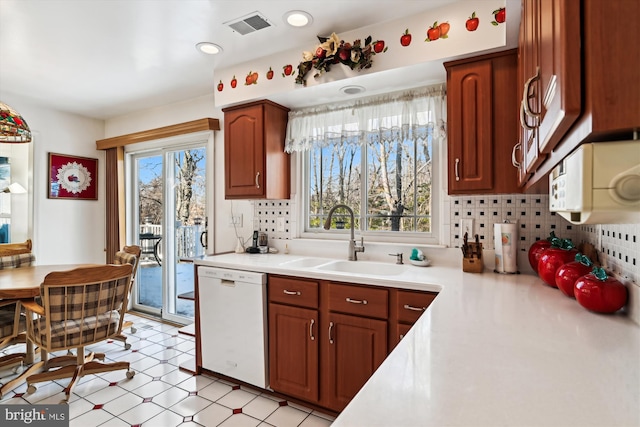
[0,263,95,398]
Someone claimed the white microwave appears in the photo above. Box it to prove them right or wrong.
[549,140,640,224]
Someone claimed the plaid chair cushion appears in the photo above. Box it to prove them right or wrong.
[0,253,35,269]
[46,278,129,323]
[0,304,25,338]
[31,311,121,349]
[114,251,137,268]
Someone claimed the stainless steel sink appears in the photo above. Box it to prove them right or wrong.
[317,260,406,276]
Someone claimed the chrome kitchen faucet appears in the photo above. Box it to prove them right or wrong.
[323,204,365,261]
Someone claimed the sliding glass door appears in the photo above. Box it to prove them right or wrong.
[127,143,207,324]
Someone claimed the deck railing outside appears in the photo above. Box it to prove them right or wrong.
[139,223,205,261]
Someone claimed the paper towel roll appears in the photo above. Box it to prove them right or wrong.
[494,221,519,274]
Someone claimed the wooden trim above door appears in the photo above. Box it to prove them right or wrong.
[96,118,220,150]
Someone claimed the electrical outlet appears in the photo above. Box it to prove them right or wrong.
[228,214,243,227]
[461,219,474,238]
[277,217,285,232]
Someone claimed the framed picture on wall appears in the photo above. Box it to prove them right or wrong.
[48,153,98,200]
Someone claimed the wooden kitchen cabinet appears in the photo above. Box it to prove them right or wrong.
[516,0,640,189]
[268,304,319,402]
[445,49,520,195]
[267,274,437,413]
[268,276,319,402]
[322,312,387,412]
[223,100,290,199]
[389,289,437,349]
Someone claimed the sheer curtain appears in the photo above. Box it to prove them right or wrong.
[285,84,447,152]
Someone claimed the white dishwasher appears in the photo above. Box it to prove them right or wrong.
[197,266,268,389]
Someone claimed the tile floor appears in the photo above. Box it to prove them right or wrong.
[0,314,335,427]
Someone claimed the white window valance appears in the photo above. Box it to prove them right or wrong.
[285,84,447,152]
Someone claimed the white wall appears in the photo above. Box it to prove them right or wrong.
[105,94,254,255]
[0,92,106,264]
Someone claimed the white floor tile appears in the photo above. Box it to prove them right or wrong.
[69,397,95,419]
[84,384,129,405]
[70,376,111,397]
[116,371,153,391]
[193,402,233,426]
[152,386,190,408]
[130,356,161,372]
[70,408,115,427]
[176,374,214,392]
[310,410,336,422]
[142,408,184,426]
[152,348,181,361]
[299,414,333,427]
[169,394,212,417]
[216,388,259,410]
[118,401,165,425]
[97,417,131,427]
[160,368,193,385]
[198,381,233,402]
[144,362,176,378]
[101,392,141,416]
[264,405,309,427]
[220,412,262,427]
[131,379,173,398]
[241,395,279,420]
[167,352,193,367]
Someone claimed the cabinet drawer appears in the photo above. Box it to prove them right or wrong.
[396,290,437,324]
[268,276,318,309]
[328,283,388,319]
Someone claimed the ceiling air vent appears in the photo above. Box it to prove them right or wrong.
[225,12,272,35]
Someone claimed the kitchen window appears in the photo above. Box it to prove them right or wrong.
[286,84,447,244]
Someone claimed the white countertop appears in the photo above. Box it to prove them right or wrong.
[195,253,640,427]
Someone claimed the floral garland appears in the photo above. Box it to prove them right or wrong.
[295,33,382,86]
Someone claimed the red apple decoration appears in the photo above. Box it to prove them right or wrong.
[373,40,386,53]
[537,238,578,288]
[266,67,274,80]
[230,76,237,88]
[575,267,628,313]
[217,80,223,92]
[425,22,441,41]
[492,8,506,25]
[555,253,593,298]
[466,12,479,31]
[528,231,556,273]
[282,64,294,77]
[400,29,412,46]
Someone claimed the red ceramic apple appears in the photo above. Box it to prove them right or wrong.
[528,231,556,273]
[574,267,628,313]
[537,238,578,288]
[555,253,593,298]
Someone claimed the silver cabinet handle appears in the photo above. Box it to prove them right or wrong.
[520,101,537,131]
[346,297,368,305]
[329,321,334,344]
[309,318,315,341]
[511,142,522,168]
[403,304,426,312]
[454,158,460,181]
[255,172,260,189]
[522,67,541,120]
[283,290,301,296]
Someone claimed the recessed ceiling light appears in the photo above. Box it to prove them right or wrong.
[196,42,223,55]
[283,10,313,27]
[340,85,366,95]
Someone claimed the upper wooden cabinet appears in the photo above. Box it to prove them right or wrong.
[445,49,520,195]
[516,0,640,189]
[223,100,290,199]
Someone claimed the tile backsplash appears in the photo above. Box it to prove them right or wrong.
[254,195,639,287]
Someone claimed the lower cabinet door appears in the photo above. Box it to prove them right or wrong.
[323,312,388,412]
[269,304,319,401]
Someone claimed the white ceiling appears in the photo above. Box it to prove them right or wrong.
[0,0,519,120]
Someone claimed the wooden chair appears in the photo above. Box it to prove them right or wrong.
[0,241,35,398]
[112,245,141,349]
[21,264,135,401]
